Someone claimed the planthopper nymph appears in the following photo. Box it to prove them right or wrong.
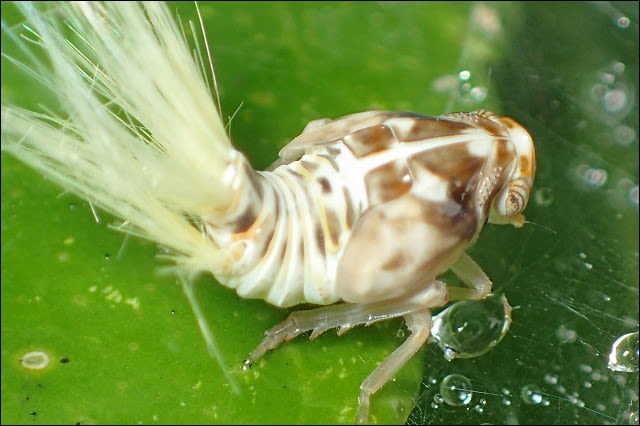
[1,2,536,424]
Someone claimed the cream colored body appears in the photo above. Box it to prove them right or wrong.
[206,111,535,309]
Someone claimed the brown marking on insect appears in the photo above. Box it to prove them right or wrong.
[364,159,412,205]
[314,223,326,258]
[342,186,356,228]
[298,238,305,264]
[342,124,395,158]
[317,177,331,193]
[229,206,259,233]
[300,158,319,172]
[390,117,473,142]
[420,194,479,242]
[380,253,406,271]
[409,143,484,181]
[494,138,515,165]
[519,155,533,176]
[323,207,342,251]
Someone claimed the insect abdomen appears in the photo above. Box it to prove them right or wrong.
[206,151,361,307]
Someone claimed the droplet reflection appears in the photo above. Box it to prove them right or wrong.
[431,294,512,360]
[608,332,639,372]
[440,374,473,406]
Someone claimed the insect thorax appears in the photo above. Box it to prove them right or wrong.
[205,112,520,307]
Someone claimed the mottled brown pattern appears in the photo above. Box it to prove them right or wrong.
[231,206,259,233]
[390,117,473,142]
[317,177,331,193]
[420,194,479,242]
[342,186,356,228]
[324,207,341,249]
[495,138,514,164]
[364,159,412,205]
[380,253,406,271]
[409,144,485,182]
[519,155,532,176]
[342,124,395,158]
[314,223,326,258]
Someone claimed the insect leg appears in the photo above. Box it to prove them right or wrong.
[447,253,493,301]
[245,280,448,365]
[356,310,432,425]
[245,300,420,365]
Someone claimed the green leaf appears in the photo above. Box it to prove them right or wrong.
[3,2,637,425]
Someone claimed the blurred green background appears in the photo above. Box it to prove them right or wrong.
[1,2,638,424]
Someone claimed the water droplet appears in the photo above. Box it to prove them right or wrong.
[617,16,630,28]
[534,187,554,207]
[458,70,471,81]
[469,86,488,102]
[431,294,512,360]
[520,385,543,405]
[613,125,636,146]
[583,167,608,188]
[440,374,473,406]
[433,393,444,404]
[241,359,253,372]
[544,374,558,385]
[21,351,50,370]
[603,89,628,113]
[607,332,639,372]
[556,325,577,344]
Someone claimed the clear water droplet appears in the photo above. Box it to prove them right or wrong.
[431,294,512,360]
[520,385,544,405]
[617,16,630,28]
[583,167,608,188]
[608,332,639,372]
[544,373,558,385]
[534,187,554,207]
[241,359,252,372]
[440,374,473,406]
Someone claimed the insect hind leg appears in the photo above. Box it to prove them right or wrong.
[356,310,432,424]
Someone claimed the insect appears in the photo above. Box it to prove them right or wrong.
[1,2,536,424]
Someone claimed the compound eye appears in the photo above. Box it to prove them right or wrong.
[503,177,530,216]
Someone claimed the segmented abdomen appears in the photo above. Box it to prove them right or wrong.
[206,147,362,307]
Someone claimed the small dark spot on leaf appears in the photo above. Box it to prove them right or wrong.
[60,357,70,364]
[30,411,37,416]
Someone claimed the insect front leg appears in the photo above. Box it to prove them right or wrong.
[447,252,493,301]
